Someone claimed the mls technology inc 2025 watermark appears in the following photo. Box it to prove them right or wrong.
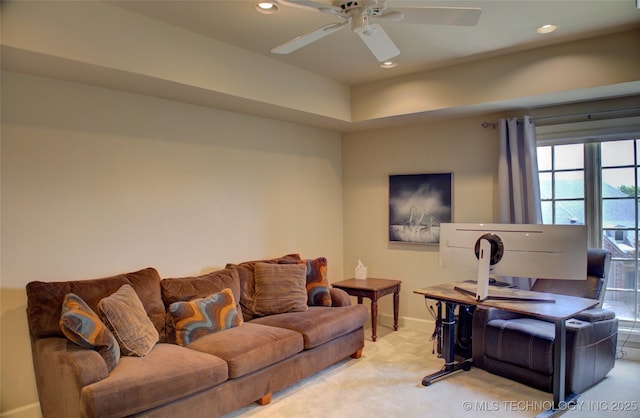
[462,400,638,413]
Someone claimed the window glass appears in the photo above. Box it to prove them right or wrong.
[602,140,634,167]
[604,259,637,321]
[602,167,635,198]
[554,200,584,224]
[603,229,635,248]
[539,172,552,199]
[537,146,552,171]
[603,199,635,229]
[554,171,584,199]
[541,201,553,224]
[554,144,583,170]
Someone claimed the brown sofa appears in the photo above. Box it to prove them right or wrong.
[26,254,368,418]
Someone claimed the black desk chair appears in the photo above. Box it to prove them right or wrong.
[472,248,618,394]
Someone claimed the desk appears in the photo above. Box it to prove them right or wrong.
[414,282,598,417]
[332,278,401,342]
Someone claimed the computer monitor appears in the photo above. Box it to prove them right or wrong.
[439,223,588,301]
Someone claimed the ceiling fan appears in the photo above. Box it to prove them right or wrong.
[271,0,482,62]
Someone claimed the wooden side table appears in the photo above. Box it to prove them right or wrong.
[332,278,401,342]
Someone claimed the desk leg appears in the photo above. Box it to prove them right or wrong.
[421,301,471,386]
[536,319,579,418]
[553,318,566,409]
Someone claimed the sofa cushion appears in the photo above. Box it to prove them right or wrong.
[250,305,369,349]
[60,293,120,372]
[80,343,228,418]
[484,318,555,375]
[253,263,308,316]
[98,284,159,357]
[161,266,242,343]
[186,322,303,378]
[169,288,243,346]
[227,254,302,321]
[302,257,332,307]
[27,267,165,341]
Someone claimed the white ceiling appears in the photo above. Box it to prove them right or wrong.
[110,0,640,85]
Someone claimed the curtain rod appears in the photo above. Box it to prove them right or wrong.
[481,106,640,129]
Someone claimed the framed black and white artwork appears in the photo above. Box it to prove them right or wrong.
[388,173,453,244]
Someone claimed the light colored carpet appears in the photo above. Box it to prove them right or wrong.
[223,326,640,418]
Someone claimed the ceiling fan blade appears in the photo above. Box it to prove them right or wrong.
[355,23,400,62]
[271,21,349,54]
[378,7,482,26]
[276,0,342,15]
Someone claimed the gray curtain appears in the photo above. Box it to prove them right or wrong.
[498,115,542,288]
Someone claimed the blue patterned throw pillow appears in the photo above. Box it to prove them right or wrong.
[169,288,243,346]
[302,257,332,307]
[60,293,120,372]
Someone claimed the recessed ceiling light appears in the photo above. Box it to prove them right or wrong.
[536,24,558,34]
[380,61,397,69]
[255,2,279,14]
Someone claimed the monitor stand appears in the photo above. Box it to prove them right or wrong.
[456,237,555,303]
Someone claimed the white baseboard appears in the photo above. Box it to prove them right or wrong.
[0,403,40,418]
[375,312,434,332]
[618,343,640,361]
[619,347,640,361]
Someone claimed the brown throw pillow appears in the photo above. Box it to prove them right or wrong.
[228,253,302,321]
[98,284,159,356]
[252,263,308,316]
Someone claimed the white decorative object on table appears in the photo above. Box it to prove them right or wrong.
[355,259,368,280]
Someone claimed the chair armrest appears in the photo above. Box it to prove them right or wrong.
[572,308,616,323]
[32,337,109,417]
[330,287,352,307]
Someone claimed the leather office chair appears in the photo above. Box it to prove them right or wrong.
[472,248,618,394]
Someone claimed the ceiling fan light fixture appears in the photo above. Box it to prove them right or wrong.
[255,2,279,14]
[380,61,397,69]
[536,24,558,34]
[270,2,483,63]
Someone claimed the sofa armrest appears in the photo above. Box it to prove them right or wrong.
[32,337,109,418]
[330,288,352,307]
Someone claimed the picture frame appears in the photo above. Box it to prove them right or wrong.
[388,173,452,244]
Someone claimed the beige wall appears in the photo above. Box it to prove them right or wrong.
[342,116,502,329]
[0,71,344,415]
[1,70,504,417]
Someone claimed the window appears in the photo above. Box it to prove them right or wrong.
[537,143,585,225]
[538,138,640,323]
